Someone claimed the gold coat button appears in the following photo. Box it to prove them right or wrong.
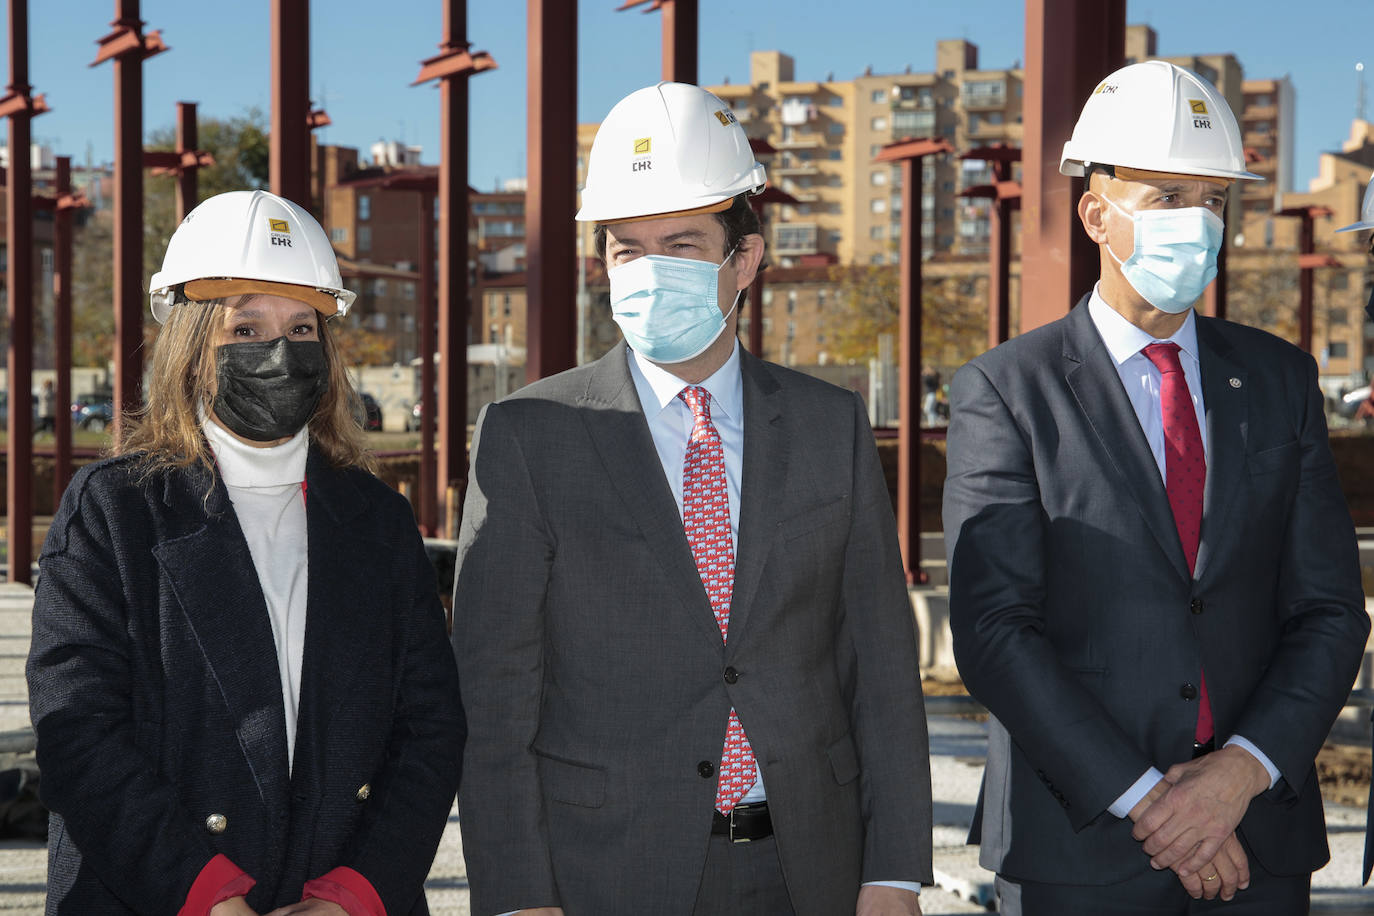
[205,813,227,835]
[355,783,371,802]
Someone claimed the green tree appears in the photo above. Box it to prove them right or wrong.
[820,262,987,368]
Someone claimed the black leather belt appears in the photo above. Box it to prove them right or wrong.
[711,801,772,843]
[1192,737,1216,759]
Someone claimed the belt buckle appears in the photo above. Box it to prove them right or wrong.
[728,806,752,844]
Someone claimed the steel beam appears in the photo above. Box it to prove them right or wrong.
[52,158,76,511]
[525,0,577,383]
[414,0,495,537]
[175,101,198,220]
[661,0,697,84]
[271,0,311,207]
[6,0,33,582]
[875,137,952,583]
[1277,205,1334,354]
[418,190,437,536]
[1020,0,1124,330]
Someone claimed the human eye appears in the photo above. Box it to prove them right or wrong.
[291,323,316,337]
[231,323,256,338]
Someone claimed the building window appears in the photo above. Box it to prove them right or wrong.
[1330,308,1349,326]
[503,293,512,316]
[358,225,372,251]
[488,324,499,344]
[373,278,387,297]
[358,194,371,221]
[870,225,886,240]
[870,116,888,131]
[828,123,844,136]
[870,199,887,214]
[962,78,1006,108]
[329,227,348,243]
[1329,341,1349,359]
[870,170,888,186]
[893,109,935,134]
[787,290,797,314]
[1331,272,1350,290]
[828,149,842,160]
[871,89,886,104]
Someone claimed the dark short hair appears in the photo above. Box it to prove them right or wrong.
[593,194,762,264]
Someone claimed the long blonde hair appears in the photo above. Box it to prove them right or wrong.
[117,297,374,476]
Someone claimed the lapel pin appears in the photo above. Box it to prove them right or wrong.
[1229,377,1242,388]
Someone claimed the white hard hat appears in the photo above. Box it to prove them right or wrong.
[1060,60,1261,182]
[1336,172,1374,232]
[576,82,767,224]
[149,189,356,323]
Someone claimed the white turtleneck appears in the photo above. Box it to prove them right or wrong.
[202,418,310,771]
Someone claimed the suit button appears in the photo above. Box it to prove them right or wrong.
[1190,598,1204,615]
[355,783,371,802]
[205,813,227,835]
[723,667,739,684]
[1180,683,1198,700]
[698,761,715,779]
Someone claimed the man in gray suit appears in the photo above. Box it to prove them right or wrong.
[453,82,932,916]
[943,61,1368,915]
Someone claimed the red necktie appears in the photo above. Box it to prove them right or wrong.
[679,386,755,812]
[1141,343,1212,743]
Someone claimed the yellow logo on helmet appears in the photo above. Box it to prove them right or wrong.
[1188,99,1208,115]
[633,138,652,155]
[269,218,290,233]
[713,109,738,126]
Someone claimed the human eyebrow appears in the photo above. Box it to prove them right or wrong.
[661,230,711,243]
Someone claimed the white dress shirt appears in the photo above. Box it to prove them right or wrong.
[1086,289,1280,819]
[203,419,310,772]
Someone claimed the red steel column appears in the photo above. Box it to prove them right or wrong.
[175,101,198,220]
[439,3,470,535]
[53,157,75,510]
[1021,0,1124,330]
[112,1,147,439]
[875,138,949,583]
[271,0,311,207]
[417,191,437,536]
[662,0,697,84]
[1297,215,1315,353]
[525,0,577,382]
[897,158,921,583]
[748,198,766,357]
[6,0,33,582]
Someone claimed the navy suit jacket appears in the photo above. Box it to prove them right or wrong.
[943,298,1367,884]
[27,449,464,914]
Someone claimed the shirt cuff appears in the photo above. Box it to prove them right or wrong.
[303,867,385,916]
[1224,734,1280,790]
[862,880,922,895]
[178,854,256,916]
[1108,767,1165,818]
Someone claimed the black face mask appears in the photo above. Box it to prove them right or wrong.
[213,337,327,442]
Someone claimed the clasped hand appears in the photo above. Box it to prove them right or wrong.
[1126,746,1271,902]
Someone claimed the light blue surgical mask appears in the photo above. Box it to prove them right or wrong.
[608,248,741,364]
[1103,196,1224,315]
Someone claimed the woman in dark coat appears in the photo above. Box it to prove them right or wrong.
[26,190,464,916]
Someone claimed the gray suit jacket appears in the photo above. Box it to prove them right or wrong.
[942,298,1368,885]
[453,342,932,916]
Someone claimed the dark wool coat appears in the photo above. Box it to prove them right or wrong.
[27,449,464,914]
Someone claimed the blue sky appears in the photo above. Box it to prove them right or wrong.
[7,0,1374,193]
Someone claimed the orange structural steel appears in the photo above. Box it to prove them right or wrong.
[413,0,495,536]
[875,137,953,583]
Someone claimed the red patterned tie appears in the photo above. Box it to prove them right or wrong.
[1141,343,1212,743]
[679,385,755,813]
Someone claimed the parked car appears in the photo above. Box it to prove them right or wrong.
[1339,384,1372,420]
[72,395,115,432]
[355,392,383,431]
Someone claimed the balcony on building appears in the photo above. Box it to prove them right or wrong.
[774,150,819,176]
[891,108,937,138]
[961,76,1007,110]
[774,222,820,256]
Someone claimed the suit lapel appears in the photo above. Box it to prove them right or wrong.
[1192,319,1248,583]
[152,468,291,809]
[579,343,722,648]
[1060,301,1192,581]
[727,350,786,640]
